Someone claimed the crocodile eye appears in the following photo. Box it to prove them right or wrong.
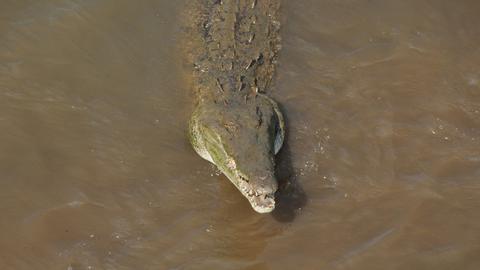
[256,106,263,128]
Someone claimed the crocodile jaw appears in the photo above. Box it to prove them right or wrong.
[249,193,275,213]
[234,175,277,213]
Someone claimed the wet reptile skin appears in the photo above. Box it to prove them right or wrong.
[184,0,285,213]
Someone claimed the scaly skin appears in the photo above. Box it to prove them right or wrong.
[185,0,284,213]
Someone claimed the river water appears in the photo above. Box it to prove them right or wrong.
[1,0,479,269]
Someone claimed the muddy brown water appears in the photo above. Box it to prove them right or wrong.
[1,0,480,269]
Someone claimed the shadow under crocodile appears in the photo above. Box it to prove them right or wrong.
[271,106,308,223]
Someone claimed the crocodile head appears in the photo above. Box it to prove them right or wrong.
[190,94,285,213]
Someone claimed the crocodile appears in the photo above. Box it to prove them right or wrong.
[184,0,285,213]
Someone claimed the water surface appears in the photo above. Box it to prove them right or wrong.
[1,0,479,269]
